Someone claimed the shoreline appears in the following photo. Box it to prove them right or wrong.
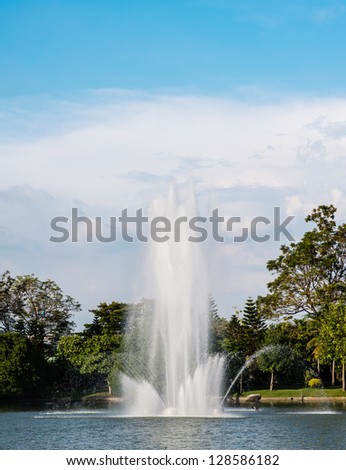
[94,395,346,404]
[1,394,346,407]
[239,396,346,403]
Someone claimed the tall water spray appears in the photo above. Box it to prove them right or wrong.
[122,185,224,415]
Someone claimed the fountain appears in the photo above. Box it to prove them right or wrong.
[121,184,225,415]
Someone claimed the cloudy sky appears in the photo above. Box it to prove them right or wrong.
[1,0,346,328]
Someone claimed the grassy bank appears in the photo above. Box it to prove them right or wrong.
[240,387,346,399]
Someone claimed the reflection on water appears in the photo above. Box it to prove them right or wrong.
[0,403,345,450]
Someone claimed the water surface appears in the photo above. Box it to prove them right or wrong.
[0,403,345,450]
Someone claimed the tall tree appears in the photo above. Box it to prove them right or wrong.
[0,272,79,347]
[319,303,346,390]
[241,297,267,356]
[259,205,346,319]
[220,314,245,354]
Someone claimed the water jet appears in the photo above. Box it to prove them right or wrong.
[121,185,224,416]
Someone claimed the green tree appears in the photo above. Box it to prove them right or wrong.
[220,314,245,354]
[58,300,130,394]
[241,297,267,356]
[256,345,302,391]
[57,334,122,374]
[264,319,315,357]
[319,303,346,390]
[57,333,122,394]
[0,332,43,397]
[84,301,128,337]
[0,272,79,347]
[259,205,346,319]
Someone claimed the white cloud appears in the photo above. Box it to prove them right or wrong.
[313,5,345,23]
[285,194,305,215]
[1,90,346,326]
[331,188,343,206]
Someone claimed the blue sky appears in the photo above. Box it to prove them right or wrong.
[1,1,346,328]
[1,0,346,97]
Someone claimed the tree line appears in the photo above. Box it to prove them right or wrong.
[0,204,345,400]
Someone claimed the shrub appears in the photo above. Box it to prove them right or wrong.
[308,378,323,388]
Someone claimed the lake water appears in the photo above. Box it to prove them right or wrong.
[0,402,345,450]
